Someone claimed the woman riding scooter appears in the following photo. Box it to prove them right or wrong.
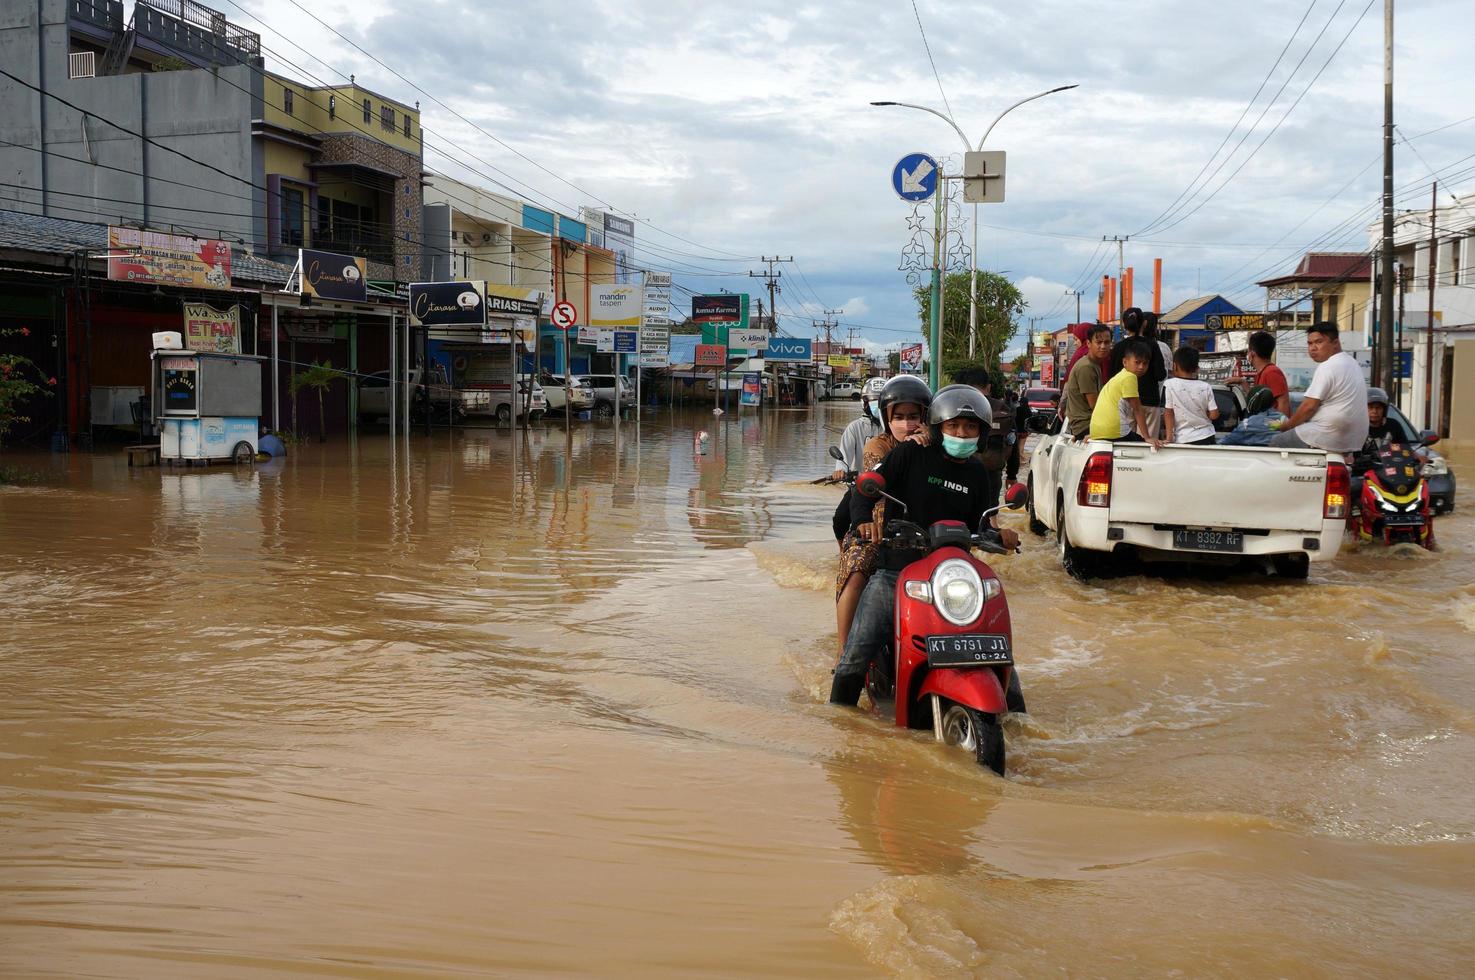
[834,376,933,659]
[831,385,1021,706]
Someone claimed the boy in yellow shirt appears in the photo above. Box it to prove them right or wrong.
[1089,339,1162,448]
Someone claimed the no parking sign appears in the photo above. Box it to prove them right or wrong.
[551,300,578,330]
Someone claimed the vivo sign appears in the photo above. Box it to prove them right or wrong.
[765,337,812,362]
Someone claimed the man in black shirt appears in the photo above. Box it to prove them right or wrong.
[831,386,1020,706]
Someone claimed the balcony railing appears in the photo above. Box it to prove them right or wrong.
[70,0,123,33]
[133,0,260,64]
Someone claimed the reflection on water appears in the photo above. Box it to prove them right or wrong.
[3,410,1474,976]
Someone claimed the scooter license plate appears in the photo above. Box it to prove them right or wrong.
[926,634,1013,667]
[1381,513,1423,526]
[1173,528,1243,553]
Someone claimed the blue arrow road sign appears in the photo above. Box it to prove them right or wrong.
[892,152,939,202]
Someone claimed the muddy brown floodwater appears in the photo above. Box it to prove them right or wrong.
[3,405,1474,977]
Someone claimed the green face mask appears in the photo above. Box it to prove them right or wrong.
[941,434,978,459]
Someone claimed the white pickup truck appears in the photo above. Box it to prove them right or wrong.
[1025,432,1351,580]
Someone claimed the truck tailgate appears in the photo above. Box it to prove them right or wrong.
[1107,444,1330,531]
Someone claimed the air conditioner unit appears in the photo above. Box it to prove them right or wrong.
[460,232,473,244]
[481,233,492,243]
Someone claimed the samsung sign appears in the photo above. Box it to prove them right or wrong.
[765,337,812,362]
[603,214,635,238]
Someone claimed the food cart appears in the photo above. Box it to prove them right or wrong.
[151,340,264,465]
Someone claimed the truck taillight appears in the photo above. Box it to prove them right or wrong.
[1324,460,1350,519]
[1077,452,1113,508]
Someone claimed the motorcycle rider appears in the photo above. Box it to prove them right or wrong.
[835,376,933,658]
[829,392,884,542]
[830,385,1021,706]
[1364,387,1405,447]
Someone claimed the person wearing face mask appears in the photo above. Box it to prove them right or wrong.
[833,376,933,660]
[831,385,1020,706]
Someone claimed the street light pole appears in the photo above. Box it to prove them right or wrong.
[872,84,1077,373]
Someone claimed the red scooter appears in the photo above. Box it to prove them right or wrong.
[1350,442,1436,549]
[851,472,1028,775]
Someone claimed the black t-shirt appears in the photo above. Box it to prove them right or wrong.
[1109,336,1168,407]
[849,440,993,534]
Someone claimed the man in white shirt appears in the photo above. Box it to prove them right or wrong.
[1269,323,1369,454]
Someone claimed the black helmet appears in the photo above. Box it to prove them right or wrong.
[1245,384,1274,416]
[929,384,993,436]
[1366,386,1390,407]
[877,376,932,425]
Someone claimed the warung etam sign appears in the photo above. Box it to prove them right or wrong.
[181,302,241,354]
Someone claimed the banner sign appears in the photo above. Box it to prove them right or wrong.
[484,283,542,318]
[765,337,812,362]
[596,330,615,353]
[604,214,636,238]
[1197,350,1248,383]
[727,329,770,351]
[899,343,924,373]
[827,354,853,369]
[577,325,601,346]
[1204,313,1265,331]
[589,285,643,327]
[409,280,486,327]
[740,373,762,407]
[692,294,743,324]
[1041,358,1055,385]
[640,325,670,353]
[298,248,367,301]
[182,302,241,353]
[613,330,638,353]
[695,343,728,367]
[109,227,231,289]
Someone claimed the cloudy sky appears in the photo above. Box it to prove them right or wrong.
[224,0,1472,356]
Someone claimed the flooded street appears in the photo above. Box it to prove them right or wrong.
[3,404,1475,977]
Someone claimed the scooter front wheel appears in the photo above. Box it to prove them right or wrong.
[939,703,1005,776]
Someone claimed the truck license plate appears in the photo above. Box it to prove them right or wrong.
[1173,529,1243,553]
[926,634,1013,667]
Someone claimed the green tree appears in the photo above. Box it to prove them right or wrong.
[913,271,1027,375]
[289,360,343,443]
[1,327,55,448]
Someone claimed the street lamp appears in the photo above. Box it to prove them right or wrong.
[872,84,1077,370]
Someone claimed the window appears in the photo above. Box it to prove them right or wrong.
[281,187,304,246]
[403,115,411,137]
[381,105,395,132]
[283,87,294,115]
[1326,295,1339,328]
[328,94,336,119]
[362,98,371,124]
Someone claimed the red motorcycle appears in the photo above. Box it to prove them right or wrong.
[1350,442,1435,549]
[852,472,1028,775]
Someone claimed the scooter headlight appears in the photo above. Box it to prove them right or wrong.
[931,559,996,626]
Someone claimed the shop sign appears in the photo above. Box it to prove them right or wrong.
[181,302,241,354]
[604,214,636,238]
[695,343,727,367]
[409,280,487,327]
[899,343,924,373]
[589,285,643,328]
[485,284,543,317]
[766,337,812,362]
[827,354,853,369]
[577,326,601,346]
[727,329,770,351]
[1197,351,1247,383]
[1204,313,1265,330]
[692,294,742,324]
[109,227,232,289]
[299,248,367,301]
[740,373,762,407]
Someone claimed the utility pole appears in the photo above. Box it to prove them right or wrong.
[748,256,791,410]
[1424,180,1437,429]
[1065,288,1083,323]
[822,309,843,391]
[1105,235,1128,313]
[1379,0,1396,392]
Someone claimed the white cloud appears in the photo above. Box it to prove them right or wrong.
[240,0,1474,355]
